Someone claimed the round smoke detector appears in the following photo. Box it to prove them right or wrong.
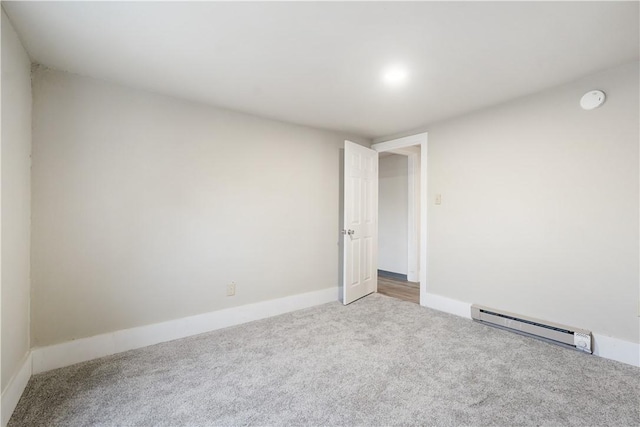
[580,90,606,110]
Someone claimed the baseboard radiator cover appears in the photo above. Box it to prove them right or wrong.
[471,304,592,353]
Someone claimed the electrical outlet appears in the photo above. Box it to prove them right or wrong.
[227,282,236,296]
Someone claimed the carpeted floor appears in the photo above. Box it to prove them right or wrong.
[9,294,640,426]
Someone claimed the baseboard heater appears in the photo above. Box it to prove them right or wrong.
[471,304,592,353]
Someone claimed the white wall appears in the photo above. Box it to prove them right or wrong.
[31,68,369,347]
[378,154,408,275]
[1,10,32,391]
[426,61,639,343]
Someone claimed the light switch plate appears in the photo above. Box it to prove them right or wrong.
[227,282,236,296]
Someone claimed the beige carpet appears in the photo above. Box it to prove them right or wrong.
[9,293,640,426]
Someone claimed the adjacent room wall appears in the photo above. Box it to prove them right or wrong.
[378,154,408,275]
[426,61,639,344]
[1,10,32,391]
[31,68,369,347]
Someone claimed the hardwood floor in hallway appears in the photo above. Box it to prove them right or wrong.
[377,274,419,304]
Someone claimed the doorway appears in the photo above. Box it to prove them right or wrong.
[371,132,428,306]
[377,152,419,303]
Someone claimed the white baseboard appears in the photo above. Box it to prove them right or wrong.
[1,352,32,427]
[32,287,337,375]
[423,292,472,319]
[592,333,640,367]
[422,292,640,368]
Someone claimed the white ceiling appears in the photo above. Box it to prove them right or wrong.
[4,2,639,139]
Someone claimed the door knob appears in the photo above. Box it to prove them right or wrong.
[341,229,355,235]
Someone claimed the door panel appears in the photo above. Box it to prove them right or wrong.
[342,141,378,305]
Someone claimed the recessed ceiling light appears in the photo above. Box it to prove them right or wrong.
[382,65,408,86]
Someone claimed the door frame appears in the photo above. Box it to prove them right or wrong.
[371,132,428,306]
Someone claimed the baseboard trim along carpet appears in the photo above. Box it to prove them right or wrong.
[423,292,472,319]
[25,289,640,373]
[591,333,640,367]
[423,291,640,367]
[31,287,338,375]
[1,352,32,427]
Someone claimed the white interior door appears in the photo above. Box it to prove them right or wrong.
[342,141,378,305]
